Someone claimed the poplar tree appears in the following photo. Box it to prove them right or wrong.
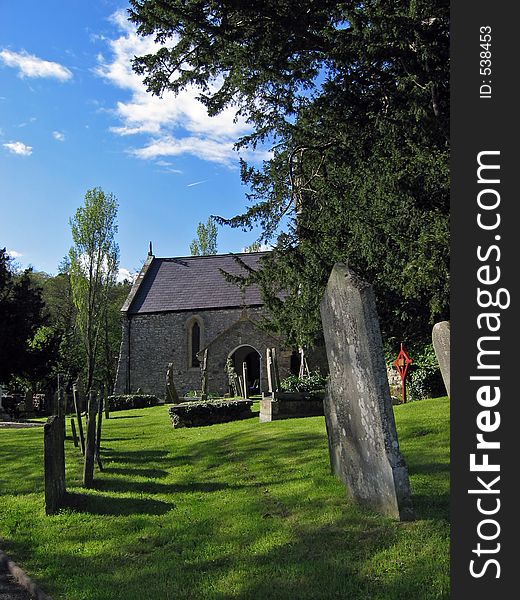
[68,188,119,393]
[190,217,218,256]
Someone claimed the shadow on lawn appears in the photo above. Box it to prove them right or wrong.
[63,491,171,516]
[102,466,168,478]
[107,415,144,419]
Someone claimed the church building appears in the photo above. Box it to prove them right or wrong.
[114,249,292,398]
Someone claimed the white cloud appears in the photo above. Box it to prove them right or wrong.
[95,10,255,167]
[3,141,32,156]
[6,249,23,258]
[53,131,65,142]
[0,49,72,81]
[241,243,271,253]
[117,267,137,283]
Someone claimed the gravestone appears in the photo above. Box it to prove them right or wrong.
[432,321,450,398]
[44,415,66,515]
[319,264,414,520]
[242,362,249,399]
[83,392,98,488]
[200,349,209,401]
[72,384,85,455]
[166,362,180,403]
[266,348,274,393]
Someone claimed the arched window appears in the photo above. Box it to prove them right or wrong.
[191,321,201,367]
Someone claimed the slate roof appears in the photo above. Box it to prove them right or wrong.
[125,252,267,314]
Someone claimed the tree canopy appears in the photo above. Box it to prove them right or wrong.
[190,217,218,256]
[0,248,49,385]
[129,0,450,350]
[69,188,120,392]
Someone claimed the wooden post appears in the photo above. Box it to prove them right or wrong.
[96,390,104,471]
[73,384,85,455]
[83,391,97,488]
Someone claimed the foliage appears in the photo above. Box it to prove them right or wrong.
[243,242,262,253]
[129,0,450,350]
[68,188,120,393]
[189,217,218,256]
[280,370,327,393]
[107,393,161,411]
[168,398,253,427]
[0,248,51,385]
[0,398,449,599]
[407,343,445,401]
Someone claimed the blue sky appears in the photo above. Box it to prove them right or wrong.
[0,0,268,279]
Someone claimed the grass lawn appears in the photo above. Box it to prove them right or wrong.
[0,397,449,599]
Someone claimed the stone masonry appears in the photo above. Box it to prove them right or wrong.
[114,306,290,397]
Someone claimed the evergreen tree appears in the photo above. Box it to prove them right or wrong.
[129,0,449,349]
[0,248,48,385]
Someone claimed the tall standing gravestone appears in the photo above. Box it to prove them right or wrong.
[166,362,180,403]
[432,321,450,398]
[319,264,414,520]
[44,415,66,515]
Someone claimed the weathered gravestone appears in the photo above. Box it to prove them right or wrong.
[432,321,450,398]
[83,392,98,488]
[166,362,180,403]
[44,415,66,515]
[320,264,414,520]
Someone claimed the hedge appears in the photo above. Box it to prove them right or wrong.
[168,399,253,428]
[107,394,161,412]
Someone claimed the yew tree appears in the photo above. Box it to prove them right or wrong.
[128,0,450,349]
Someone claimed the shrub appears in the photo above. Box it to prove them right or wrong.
[407,344,446,400]
[107,394,161,411]
[280,370,327,393]
[168,399,253,428]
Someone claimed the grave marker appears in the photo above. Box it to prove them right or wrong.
[83,391,97,488]
[320,264,414,520]
[44,415,66,515]
[432,321,450,398]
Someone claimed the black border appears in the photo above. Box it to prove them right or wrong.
[451,2,518,596]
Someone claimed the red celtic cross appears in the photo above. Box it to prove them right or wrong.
[393,342,413,403]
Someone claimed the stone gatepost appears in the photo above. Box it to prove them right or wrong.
[319,263,414,520]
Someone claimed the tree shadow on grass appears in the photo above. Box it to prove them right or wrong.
[107,415,144,419]
[62,491,171,516]
[102,466,168,478]
[93,478,233,496]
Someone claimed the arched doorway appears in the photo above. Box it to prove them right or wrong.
[229,345,262,395]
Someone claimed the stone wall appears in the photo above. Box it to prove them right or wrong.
[114,307,291,397]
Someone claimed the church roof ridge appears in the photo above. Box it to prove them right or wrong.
[153,250,269,261]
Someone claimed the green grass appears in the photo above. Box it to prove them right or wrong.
[0,397,449,599]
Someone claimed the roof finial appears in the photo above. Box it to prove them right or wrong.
[148,241,153,256]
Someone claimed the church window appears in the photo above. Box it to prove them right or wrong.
[191,321,201,367]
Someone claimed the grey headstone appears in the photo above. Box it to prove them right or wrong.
[319,264,414,520]
[432,321,450,398]
[44,415,66,515]
[166,362,180,403]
